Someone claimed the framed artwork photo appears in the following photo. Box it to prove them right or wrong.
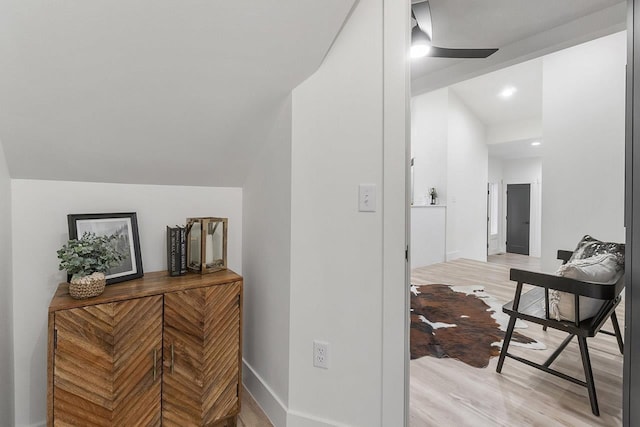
[68,212,144,285]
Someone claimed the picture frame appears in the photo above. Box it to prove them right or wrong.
[67,212,144,285]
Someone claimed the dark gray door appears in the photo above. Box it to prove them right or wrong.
[506,184,530,255]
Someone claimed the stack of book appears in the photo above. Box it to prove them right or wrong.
[166,225,187,276]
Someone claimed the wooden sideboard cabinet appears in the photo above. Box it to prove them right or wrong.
[47,270,243,427]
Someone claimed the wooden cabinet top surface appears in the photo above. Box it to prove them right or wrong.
[49,269,243,312]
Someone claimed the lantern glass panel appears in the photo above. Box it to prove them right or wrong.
[206,220,225,268]
[189,221,202,269]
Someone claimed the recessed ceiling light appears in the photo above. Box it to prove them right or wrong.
[499,86,517,98]
[531,141,541,146]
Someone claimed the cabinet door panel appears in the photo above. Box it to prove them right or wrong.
[163,282,241,426]
[54,295,163,426]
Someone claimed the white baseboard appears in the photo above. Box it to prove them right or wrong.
[287,410,347,427]
[242,359,288,427]
[243,359,349,427]
[446,250,460,261]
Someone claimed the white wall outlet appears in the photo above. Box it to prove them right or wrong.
[359,184,376,212]
[313,340,329,369]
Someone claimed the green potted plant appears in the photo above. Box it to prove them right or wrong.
[57,232,125,299]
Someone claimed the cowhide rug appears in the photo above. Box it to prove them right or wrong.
[411,284,545,368]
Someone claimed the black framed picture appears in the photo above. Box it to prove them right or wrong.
[68,212,144,285]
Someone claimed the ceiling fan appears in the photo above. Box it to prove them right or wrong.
[411,0,498,59]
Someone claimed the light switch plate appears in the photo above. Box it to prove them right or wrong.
[359,184,376,212]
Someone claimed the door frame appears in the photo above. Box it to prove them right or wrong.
[487,181,502,255]
[381,0,410,425]
[505,183,531,256]
[401,1,640,425]
[487,183,491,255]
[624,1,640,424]
[502,180,535,256]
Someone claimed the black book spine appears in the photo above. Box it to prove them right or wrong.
[167,226,180,276]
[174,227,182,276]
[179,226,187,275]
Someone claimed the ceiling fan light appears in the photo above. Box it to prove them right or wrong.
[411,44,431,59]
[411,26,431,59]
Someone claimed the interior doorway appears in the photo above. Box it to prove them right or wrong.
[411,0,628,425]
[506,183,531,255]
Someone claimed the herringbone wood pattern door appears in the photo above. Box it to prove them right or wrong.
[162,282,241,426]
[53,295,163,426]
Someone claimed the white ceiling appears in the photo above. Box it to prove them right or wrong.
[0,1,628,185]
[488,138,544,160]
[0,0,356,186]
[412,0,626,94]
[448,59,544,160]
[412,0,626,161]
[450,58,542,126]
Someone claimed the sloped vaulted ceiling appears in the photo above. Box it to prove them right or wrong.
[411,0,625,94]
[0,0,356,186]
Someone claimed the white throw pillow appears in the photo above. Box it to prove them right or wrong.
[549,254,622,322]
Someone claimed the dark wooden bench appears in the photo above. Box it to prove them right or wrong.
[496,250,624,416]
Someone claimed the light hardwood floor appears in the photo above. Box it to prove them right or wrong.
[239,386,273,426]
[410,257,624,427]
[487,252,542,271]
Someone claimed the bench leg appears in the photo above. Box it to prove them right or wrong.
[497,315,517,373]
[611,311,624,354]
[578,336,599,416]
[543,334,574,368]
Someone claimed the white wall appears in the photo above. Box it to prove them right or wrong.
[242,96,292,427]
[411,88,489,262]
[289,0,385,424]
[411,89,448,205]
[488,157,504,184]
[503,157,542,257]
[0,140,14,427]
[240,1,409,423]
[541,31,626,272]
[446,91,489,262]
[11,180,242,427]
